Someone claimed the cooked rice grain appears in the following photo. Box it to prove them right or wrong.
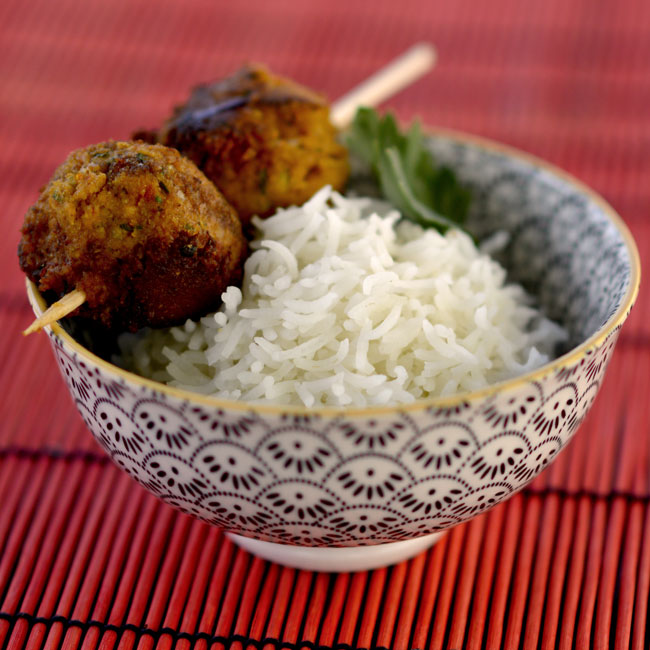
[118,186,567,407]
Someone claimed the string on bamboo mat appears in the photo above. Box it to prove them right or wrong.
[0,612,394,650]
[0,446,109,463]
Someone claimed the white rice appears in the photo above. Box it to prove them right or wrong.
[117,186,567,407]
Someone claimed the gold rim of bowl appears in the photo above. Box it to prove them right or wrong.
[26,127,642,417]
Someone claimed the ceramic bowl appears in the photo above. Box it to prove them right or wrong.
[27,130,640,572]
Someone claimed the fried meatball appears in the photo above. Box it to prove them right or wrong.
[153,64,349,224]
[19,141,247,331]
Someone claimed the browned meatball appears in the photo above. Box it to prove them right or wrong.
[151,64,349,224]
[19,141,247,331]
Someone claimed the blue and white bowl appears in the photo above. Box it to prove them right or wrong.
[27,130,640,571]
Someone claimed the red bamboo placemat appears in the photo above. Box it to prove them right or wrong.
[1,0,648,647]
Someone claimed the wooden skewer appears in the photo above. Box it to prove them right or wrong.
[24,43,436,335]
[23,288,86,335]
[329,42,437,129]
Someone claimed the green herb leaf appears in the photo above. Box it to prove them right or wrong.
[346,107,471,233]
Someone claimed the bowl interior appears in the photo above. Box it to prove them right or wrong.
[427,134,635,351]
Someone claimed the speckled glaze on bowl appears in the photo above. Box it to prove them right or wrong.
[27,129,640,571]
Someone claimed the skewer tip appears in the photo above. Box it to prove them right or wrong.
[22,288,87,336]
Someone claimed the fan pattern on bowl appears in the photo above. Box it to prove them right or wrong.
[51,328,619,546]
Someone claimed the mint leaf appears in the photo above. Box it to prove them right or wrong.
[346,107,471,233]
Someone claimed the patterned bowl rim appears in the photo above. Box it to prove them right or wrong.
[26,127,641,417]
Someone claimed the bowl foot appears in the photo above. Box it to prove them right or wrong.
[226,532,445,572]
